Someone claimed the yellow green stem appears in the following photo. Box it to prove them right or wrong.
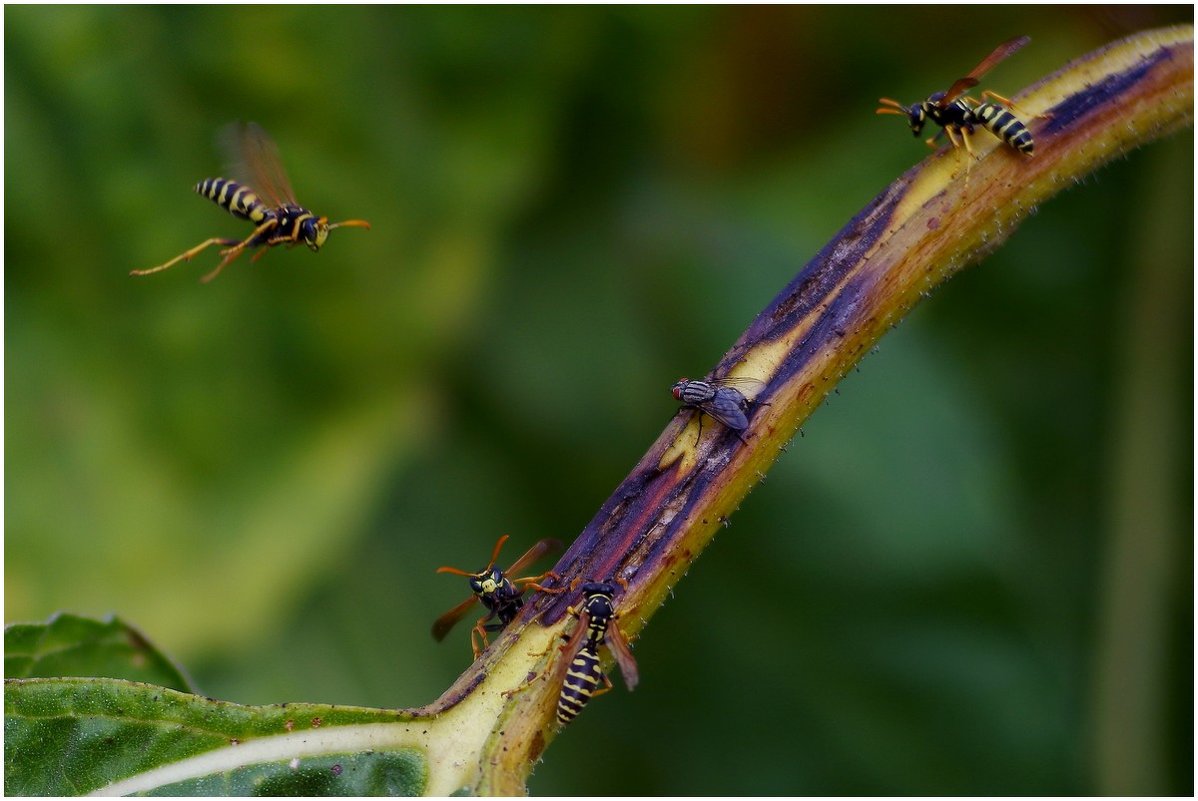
[420,25,1192,795]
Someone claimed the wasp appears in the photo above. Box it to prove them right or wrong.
[672,376,766,443]
[131,122,371,283]
[551,580,639,726]
[876,36,1038,159]
[432,534,563,658]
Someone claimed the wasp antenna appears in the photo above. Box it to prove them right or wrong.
[435,565,476,577]
[486,534,511,570]
[327,218,371,231]
[877,97,905,109]
[876,107,906,116]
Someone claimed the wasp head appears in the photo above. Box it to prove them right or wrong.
[907,100,935,136]
[300,217,331,251]
[470,567,504,597]
[877,97,926,136]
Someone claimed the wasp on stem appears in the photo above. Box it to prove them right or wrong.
[432,534,563,658]
[131,122,370,283]
[550,580,639,726]
[876,36,1044,164]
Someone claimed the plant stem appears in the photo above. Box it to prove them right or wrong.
[421,25,1192,795]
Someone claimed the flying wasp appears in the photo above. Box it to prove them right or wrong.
[432,534,563,658]
[876,36,1038,159]
[551,580,639,726]
[131,122,371,283]
[672,376,766,443]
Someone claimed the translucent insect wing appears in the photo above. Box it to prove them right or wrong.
[942,35,1030,106]
[431,594,480,641]
[549,610,592,689]
[504,538,563,578]
[706,387,751,430]
[219,121,298,208]
[604,623,639,691]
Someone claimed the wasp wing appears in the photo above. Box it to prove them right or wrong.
[964,35,1030,82]
[940,35,1030,107]
[505,538,564,578]
[431,595,480,641]
[940,76,981,107]
[604,623,639,691]
[219,121,299,208]
[703,387,751,430]
[547,610,591,690]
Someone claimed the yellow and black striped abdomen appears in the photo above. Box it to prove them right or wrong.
[194,178,273,223]
[557,646,604,725]
[973,103,1034,155]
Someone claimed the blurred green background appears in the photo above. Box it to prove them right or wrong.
[5,6,1192,795]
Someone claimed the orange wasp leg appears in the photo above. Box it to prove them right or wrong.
[980,89,1052,120]
[202,218,280,283]
[587,672,614,700]
[130,237,242,277]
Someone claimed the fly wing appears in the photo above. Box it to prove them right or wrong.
[705,387,750,430]
[431,595,480,641]
[219,121,298,208]
[711,376,765,399]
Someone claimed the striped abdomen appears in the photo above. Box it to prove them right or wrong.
[557,645,604,725]
[972,103,1034,154]
[194,178,274,224]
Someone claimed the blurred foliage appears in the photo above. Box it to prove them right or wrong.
[5,6,1192,795]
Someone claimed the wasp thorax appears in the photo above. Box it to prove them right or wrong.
[581,580,618,596]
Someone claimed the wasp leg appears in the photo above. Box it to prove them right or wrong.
[130,237,242,277]
[250,247,271,264]
[980,89,1016,107]
[519,570,566,595]
[523,582,565,595]
[944,125,963,150]
[979,89,1049,118]
[200,218,279,283]
[923,127,947,150]
[469,615,495,659]
[941,125,976,184]
[588,672,614,699]
[959,127,977,185]
[501,670,545,699]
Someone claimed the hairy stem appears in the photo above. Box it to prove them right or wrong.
[421,25,1192,795]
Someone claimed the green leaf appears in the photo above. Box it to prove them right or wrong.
[5,614,194,692]
[4,678,427,796]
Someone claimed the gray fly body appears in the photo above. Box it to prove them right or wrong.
[671,377,761,434]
